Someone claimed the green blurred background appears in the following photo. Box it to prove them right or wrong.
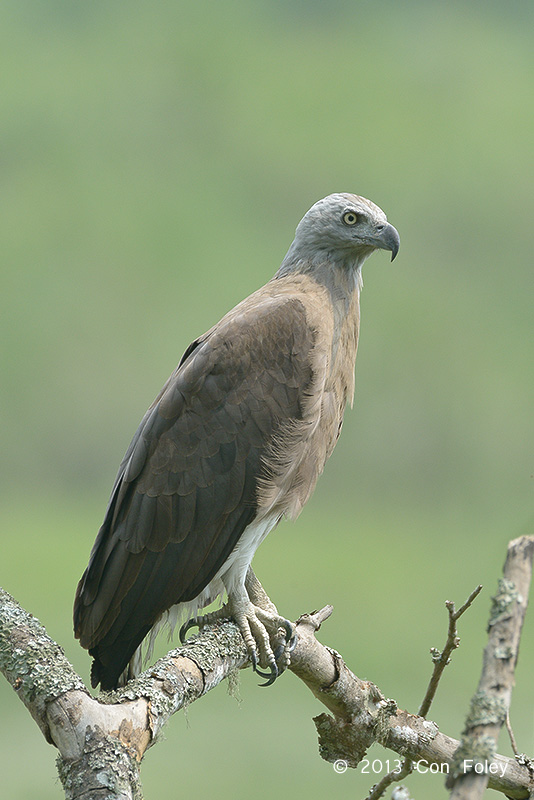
[1,1,533,797]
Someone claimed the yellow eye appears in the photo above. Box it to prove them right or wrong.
[342,211,359,226]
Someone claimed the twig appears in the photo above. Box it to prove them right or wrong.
[366,758,413,800]
[506,711,520,758]
[506,685,534,783]
[363,585,483,799]
[448,535,534,800]
[419,585,483,719]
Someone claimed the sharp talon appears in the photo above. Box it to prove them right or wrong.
[251,655,278,685]
[281,618,294,642]
[288,630,298,653]
[273,643,284,662]
[258,676,276,687]
[254,666,273,679]
[257,664,278,687]
[179,618,197,644]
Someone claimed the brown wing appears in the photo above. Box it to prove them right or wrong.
[74,294,315,689]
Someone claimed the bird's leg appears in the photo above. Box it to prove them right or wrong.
[226,583,283,685]
[179,588,277,684]
[244,567,297,675]
[179,569,296,686]
[244,566,278,613]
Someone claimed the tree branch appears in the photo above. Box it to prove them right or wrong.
[360,584,484,800]
[2,537,534,800]
[365,755,414,800]
[448,535,534,799]
[0,586,249,799]
[419,584,483,719]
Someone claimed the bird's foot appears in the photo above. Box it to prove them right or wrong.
[179,605,231,644]
[179,577,296,686]
[227,589,296,686]
[244,567,297,679]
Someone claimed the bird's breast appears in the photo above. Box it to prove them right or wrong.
[256,273,360,522]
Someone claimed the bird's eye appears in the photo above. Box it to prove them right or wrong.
[342,211,359,226]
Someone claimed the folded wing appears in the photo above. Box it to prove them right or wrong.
[74,294,316,688]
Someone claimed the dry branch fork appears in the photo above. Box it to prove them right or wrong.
[1,536,534,799]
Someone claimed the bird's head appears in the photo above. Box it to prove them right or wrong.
[281,193,399,274]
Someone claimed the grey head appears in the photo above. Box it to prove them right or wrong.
[278,193,399,275]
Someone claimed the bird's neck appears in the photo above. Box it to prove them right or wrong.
[275,249,363,396]
[275,246,365,309]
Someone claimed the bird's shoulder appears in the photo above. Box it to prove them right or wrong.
[149,275,333,419]
[221,273,336,343]
[117,277,332,485]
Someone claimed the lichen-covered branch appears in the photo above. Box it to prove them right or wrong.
[286,606,530,798]
[2,537,534,800]
[359,585,483,800]
[448,535,534,799]
[290,618,530,799]
[0,587,249,799]
[0,587,86,744]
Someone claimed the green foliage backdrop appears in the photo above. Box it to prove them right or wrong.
[1,2,533,797]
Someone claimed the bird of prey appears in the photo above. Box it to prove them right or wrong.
[74,193,399,690]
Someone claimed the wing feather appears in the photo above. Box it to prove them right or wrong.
[74,294,317,688]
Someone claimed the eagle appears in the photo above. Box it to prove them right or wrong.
[74,193,399,690]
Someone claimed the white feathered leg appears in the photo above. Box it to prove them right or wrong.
[179,514,296,684]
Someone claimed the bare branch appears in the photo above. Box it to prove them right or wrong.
[2,536,534,800]
[287,604,530,798]
[366,757,413,800]
[506,711,521,758]
[338,584,484,800]
[448,535,534,799]
[419,584,483,719]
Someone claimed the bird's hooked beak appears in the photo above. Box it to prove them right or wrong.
[375,222,400,261]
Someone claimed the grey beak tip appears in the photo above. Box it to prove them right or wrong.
[385,223,400,262]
